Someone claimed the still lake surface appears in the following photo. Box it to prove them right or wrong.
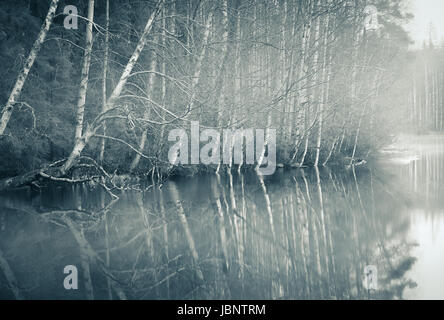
[0,135,443,300]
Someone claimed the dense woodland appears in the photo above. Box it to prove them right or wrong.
[0,0,423,185]
[1,0,442,301]
[408,44,444,133]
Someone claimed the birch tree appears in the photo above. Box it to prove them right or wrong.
[60,0,165,174]
[314,0,332,167]
[73,0,95,147]
[99,0,110,163]
[129,35,158,172]
[0,0,60,135]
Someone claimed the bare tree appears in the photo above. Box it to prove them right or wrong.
[61,0,165,174]
[73,0,95,150]
[0,0,60,135]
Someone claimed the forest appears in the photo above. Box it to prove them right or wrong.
[408,43,444,133]
[0,0,418,189]
[3,0,444,301]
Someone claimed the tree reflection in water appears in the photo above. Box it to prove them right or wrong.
[0,160,423,300]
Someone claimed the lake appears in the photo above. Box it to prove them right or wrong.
[0,135,443,300]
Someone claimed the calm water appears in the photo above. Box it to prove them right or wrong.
[0,135,443,300]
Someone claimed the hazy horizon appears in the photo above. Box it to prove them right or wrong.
[406,0,444,48]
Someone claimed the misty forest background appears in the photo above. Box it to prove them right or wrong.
[0,0,440,183]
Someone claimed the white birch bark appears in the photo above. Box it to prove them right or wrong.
[314,1,331,167]
[299,0,316,167]
[99,0,110,163]
[74,0,95,144]
[61,0,165,174]
[0,0,60,135]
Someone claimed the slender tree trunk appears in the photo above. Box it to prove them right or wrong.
[278,0,287,143]
[0,0,60,135]
[187,8,214,114]
[345,2,360,163]
[99,0,110,163]
[61,0,165,174]
[74,0,95,145]
[129,35,159,172]
[322,136,338,166]
[290,2,305,156]
[285,2,299,149]
[311,0,322,167]
[157,5,169,156]
[314,1,331,167]
[298,0,315,166]
[215,0,230,173]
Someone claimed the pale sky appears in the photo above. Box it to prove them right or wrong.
[406,0,444,48]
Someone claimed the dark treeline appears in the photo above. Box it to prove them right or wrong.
[0,0,412,184]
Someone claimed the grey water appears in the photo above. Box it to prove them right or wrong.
[0,135,443,300]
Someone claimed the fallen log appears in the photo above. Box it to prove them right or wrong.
[0,169,42,192]
[0,155,115,192]
[0,161,94,192]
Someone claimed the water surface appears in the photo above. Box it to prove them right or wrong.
[0,135,443,299]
